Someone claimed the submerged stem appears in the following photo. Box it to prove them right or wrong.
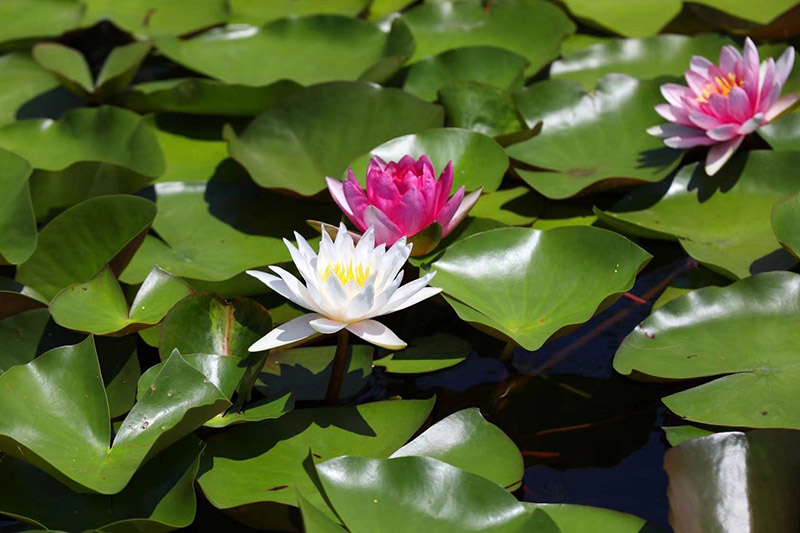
[326,329,350,405]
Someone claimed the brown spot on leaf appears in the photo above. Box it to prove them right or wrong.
[686,354,698,359]
[267,485,289,491]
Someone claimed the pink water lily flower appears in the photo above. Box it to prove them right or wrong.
[648,38,799,176]
[326,155,481,248]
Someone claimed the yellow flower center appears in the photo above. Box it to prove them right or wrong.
[695,72,743,103]
[321,261,371,286]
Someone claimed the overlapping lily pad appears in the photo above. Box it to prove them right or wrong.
[225,82,443,196]
[551,34,734,89]
[597,151,800,279]
[155,17,412,87]
[615,272,800,429]
[84,0,229,37]
[403,46,528,102]
[17,194,156,300]
[691,0,796,24]
[427,226,651,350]
[150,115,230,183]
[773,193,800,257]
[558,0,680,37]
[401,0,575,75]
[531,504,657,532]
[438,82,530,141]
[507,74,681,199]
[345,128,507,193]
[229,0,369,25]
[0,148,35,264]
[0,52,61,126]
[373,333,471,374]
[0,338,230,493]
[0,0,83,44]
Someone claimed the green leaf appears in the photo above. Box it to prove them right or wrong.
[0,309,49,374]
[551,34,734,89]
[32,43,94,97]
[137,352,245,402]
[49,266,194,335]
[439,81,529,140]
[0,436,204,531]
[313,455,554,532]
[404,46,528,102]
[0,0,83,45]
[533,504,657,533]
[196,398,435,510]
[84,0,229,37]
[508,74,681,199]
[690,0,796,24]
[558,0,681,37]
[391,408,523,490]
[758,113,800,151]
[0,148,35,264]
[154,16,412,87]
[345,128,507,193]
[149,114,230,183]
[401,0,575,76]
[258,345,373,401]
[597,151,800,279]
[17,194,157,300]
[428,226,651,350]
[773,192,800,257]
[119,172,341,283]
[663,426,714,447]
[614,272,800,429]
[229,0,369,25]
[468,187,540,227]
[298,489,348,533]
[0,106,165,177]
[116,78,301,116]
[665,430,800,532]
[159,292,272,361]
[0,52,61,127]
[204,392,294,428]
[94,42,152,97]
[103,343,140,419]
[373,333,470,374]
[0,338,230,493]
[226,81,443,196]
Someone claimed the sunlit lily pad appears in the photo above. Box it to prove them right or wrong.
[403,46,528,101]
[773,193,800,257]
[0,149,35,264]
[17,194,157,300]
[531,504,657,532]
[229,0,369,25]
[438,82,530,141]
[0,338,230,493]
[558,0,680,37]
[401,0,575,75]
[615,272,800,429]
[155,17,412,86]
[84,0,228,37]
[597,151,800,279]
[759,113,800,151]
[345,128,507,193]
[0,0,83,45]
[427,226,651,350]
[226,82,443,196]
[149,115,229,183]
[507,74,681,199]
[690,0,796,24]
[468,187,540,227]
[374,334,471,374]
[551,34,734,89]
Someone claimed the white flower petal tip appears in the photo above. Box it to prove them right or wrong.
[346,320,407,350]
[248,313,320,352]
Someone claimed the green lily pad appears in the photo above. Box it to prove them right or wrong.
[0,106,165,177]
[597,151,800,279]
[119,171,340,283]
[0,309,49,374]
[390,408,523,490]
[0,337,230,493]
[150,115,230,183]
[49,266,193,336]
[428,226,650,350]
[665,430,800,532]
[773,193,800,257]
[614,272,800,429]
[403,46,528,102]
[0,52,61,126]
[196,398,435,510]
[439,81,529,140]
[0,0,83,45]
[103,343,140,418]
[310,456,557,532]
[551,34,734,90]
[94,42,152,98]
[226,81,443,196]
[0,436,204,531]
[507,74,681,199]
[467,187,540,227]
[345,128,507,193]
[229,0,369,25]
[204,392,295,428]
[17,194,156,300]
[368,0,415,20]
[32,43,94,97]
[84,0,228,37]
[760,113,800,151]
[558,0,681,37]
[662,425,714,447]
[116,78,301,116]
[373,333,471,374]
[155,16,412,87]
[401,0,575,75]
[536,504,659,532]
[0,148,35,264]
[690,0,796,24]
[258,345,373,401]
[137,352,245,402]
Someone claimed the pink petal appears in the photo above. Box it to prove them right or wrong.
[690,55,714,77]
[685,70,711,97]
[435,161,454,213]
[363,205,404,246]
[705,136,744,176]
[656,104,694,126]
[688,111,723,130]
[737,113,763,135]
[435,185,465,234]
[648,123,704,139]
[757,58,776,108]
[706,124,739,141]
[707,93,732,122]
[775,46,795,87]
[727,86,751,123]
[341,172,370,231]
[394,186,430,236]
[664,134,717,149]
[661,83,695,107]
[766,93,800,122]
[719,46,742,73]
[439,188,481,237]
[366,161,400,213]
[742,38,760,101]
[760,82,781,117]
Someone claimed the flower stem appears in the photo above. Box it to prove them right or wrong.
[326,329,350,405]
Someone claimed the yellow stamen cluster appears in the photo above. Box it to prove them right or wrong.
[696,72,743,103]
[322,261,371,286]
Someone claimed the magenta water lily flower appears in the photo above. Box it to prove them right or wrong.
[648,38,800,176]
[326,155,481,249]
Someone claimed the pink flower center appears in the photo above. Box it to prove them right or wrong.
[695,72,744,103]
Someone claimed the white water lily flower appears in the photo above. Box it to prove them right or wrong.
[247,223,441,351]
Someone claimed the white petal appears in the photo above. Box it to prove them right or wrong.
[346,319,406,350]
[379,271,439,314]
[293,231,318,262]
[249,313,320,351]
[309,316,347,334]
[247,269,313,311]
[345,284,375,322]
[375,238,411,290]
[381,286,442,315]
[283,238,317,286]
